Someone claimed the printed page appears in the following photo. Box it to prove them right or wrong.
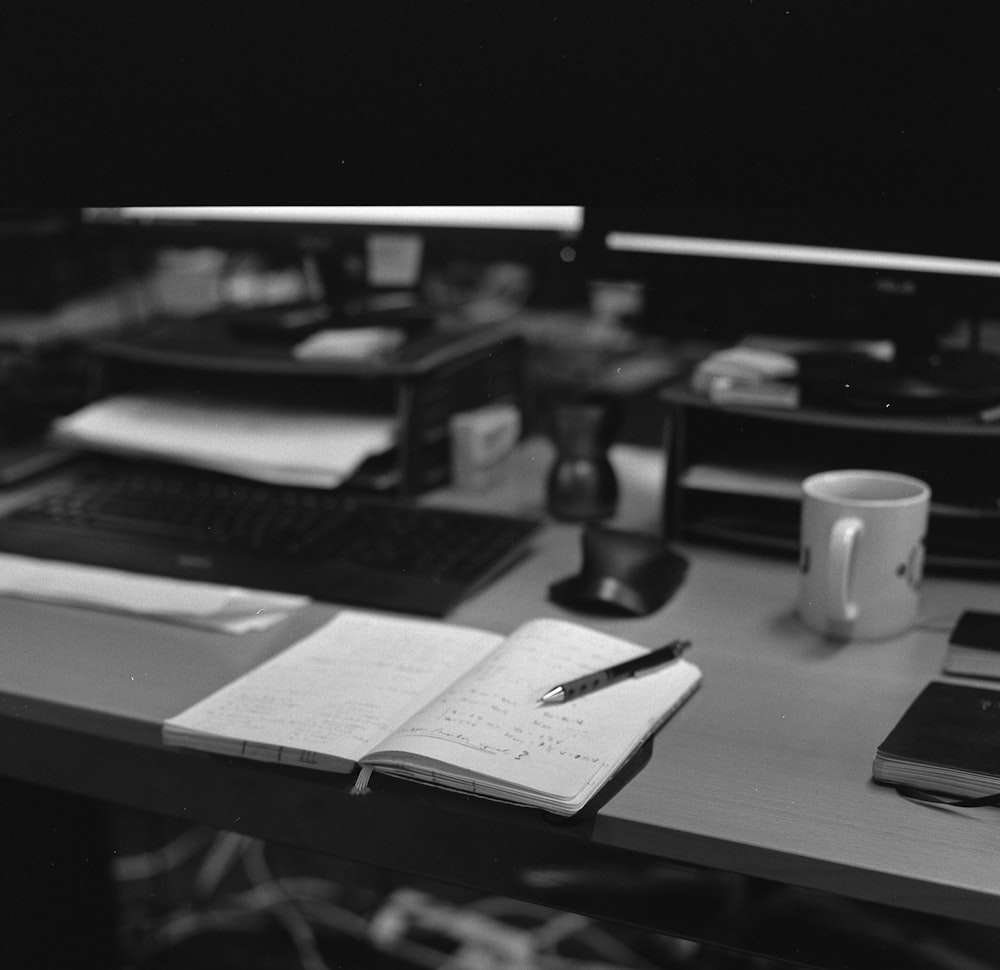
[163,611,502,771]
[366,618,702,808]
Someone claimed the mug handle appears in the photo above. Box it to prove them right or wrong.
[828,516,863,623]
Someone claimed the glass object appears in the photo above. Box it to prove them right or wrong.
[546,400,619,521]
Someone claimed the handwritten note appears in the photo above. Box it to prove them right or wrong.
[164,611,500,768]
[370,619,698,801]
[163,610,701,813]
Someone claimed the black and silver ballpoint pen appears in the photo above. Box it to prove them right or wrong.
[539,639,691,704]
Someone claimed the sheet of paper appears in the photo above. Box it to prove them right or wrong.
[680,462,810,500]
[0,553,308,633]
[292,327,406,360]
[50,392,396,488]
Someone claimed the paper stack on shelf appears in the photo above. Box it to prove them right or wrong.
[690,345,800,409]
[49,392,397,488]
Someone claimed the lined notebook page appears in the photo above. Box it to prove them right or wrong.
[366,618,702,805]
[163,611,501,770]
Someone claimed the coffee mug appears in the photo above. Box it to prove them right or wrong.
[797,470,930,640]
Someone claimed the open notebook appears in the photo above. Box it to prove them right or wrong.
[163,611,701,815]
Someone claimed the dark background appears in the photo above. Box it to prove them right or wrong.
[6,2,1000,206]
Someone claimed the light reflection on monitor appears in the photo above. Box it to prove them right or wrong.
[85,206,585,234]
[606,231,1000,280]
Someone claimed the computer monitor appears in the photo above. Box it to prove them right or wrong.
[83,206,586,310]
[585,207,1000,413]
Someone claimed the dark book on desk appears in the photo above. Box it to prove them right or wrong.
[163,611,701,816]
[872,681,1000,799]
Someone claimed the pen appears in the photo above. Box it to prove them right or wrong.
[539,639,691,704]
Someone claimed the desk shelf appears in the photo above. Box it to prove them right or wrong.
[91,318,527,495]
[661,386,1000,573]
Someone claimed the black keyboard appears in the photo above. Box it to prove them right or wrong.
[0,461,540,616]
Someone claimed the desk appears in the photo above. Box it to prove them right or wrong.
[1,442,998,968]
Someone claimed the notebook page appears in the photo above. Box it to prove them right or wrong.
[366,618,701,804]
[163,611,502,770]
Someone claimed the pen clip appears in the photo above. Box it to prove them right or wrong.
[633,639,689,677]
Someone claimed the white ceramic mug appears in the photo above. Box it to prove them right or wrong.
[797,470,930,640]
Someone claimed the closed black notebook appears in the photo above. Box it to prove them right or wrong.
[942,610,1000,680]
[872,681,1000,799]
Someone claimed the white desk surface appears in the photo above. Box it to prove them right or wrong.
[1,440,998,926]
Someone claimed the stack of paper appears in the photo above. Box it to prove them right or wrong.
[291,327,406,360]
[0,553,308,633]
[690,345,800,409]
[50,392,396,488]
